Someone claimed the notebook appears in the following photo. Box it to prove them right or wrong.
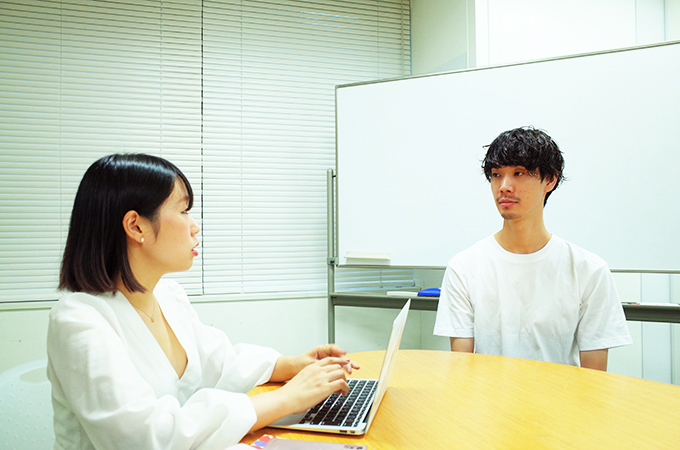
[269,299,411,435]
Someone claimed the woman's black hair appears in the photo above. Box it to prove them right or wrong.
[59,153,193,294]
[482,126,565,205]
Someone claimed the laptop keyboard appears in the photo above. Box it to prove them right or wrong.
[299,379,377,427]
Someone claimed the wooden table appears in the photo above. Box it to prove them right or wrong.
[243,350,680,449]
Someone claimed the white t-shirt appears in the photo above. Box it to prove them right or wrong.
[433,235,632,366]
[47,279,281,450]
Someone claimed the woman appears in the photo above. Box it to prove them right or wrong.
[47,153,358,450]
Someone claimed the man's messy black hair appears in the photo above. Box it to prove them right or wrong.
[482,126,565,205]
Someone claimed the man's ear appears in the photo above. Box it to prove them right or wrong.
[122,210,147,244]
[544,176,558,193]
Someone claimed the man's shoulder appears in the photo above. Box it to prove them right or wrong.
[447,235,495,266]
[552,235,610,271]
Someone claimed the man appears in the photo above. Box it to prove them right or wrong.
[433,126,631,370]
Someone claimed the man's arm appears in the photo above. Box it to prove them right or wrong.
[580,348,608,371]
[450,337,474,353]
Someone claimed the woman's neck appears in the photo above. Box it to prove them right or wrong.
[117,276,158,314]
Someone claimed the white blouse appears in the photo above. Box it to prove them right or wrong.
[47,279,281,450]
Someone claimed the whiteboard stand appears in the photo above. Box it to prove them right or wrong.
[327,168,337,343]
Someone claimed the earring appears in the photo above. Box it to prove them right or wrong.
[141,237,145,243]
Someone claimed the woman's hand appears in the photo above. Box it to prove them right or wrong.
[270,344,360,382]
[299,344,360,375]
[278,357,351,413]
[249,356,357,432]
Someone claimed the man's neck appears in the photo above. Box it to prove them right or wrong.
[494,219,552,254]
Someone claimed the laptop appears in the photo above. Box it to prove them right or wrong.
[270,299,411,435]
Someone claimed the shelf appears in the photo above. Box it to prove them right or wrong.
[328,291,680,341]
[330,291,438,311]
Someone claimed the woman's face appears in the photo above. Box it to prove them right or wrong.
[146,179,200,275]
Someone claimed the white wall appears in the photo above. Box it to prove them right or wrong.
[477,0,635,66]
[0,305,51,373]
[0,297,329,374]
[668,0,680,39]
[192,298,329,355]
[412,0,673,71]
[410,0,471,74]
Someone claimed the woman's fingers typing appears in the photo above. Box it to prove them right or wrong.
[319,355,360,375]
[281,358,353,413]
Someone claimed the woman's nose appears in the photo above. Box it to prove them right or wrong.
[190,216,200,235]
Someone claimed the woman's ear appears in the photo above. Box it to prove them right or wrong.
[122,210,147,244]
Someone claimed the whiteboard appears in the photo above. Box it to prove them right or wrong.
[336,41,680,271]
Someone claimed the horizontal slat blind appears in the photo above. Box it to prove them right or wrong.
[0,0,203,300]
[1,1,62,301]
[335,267,416,291]
[201,0,411,295]
[0,0,411,302]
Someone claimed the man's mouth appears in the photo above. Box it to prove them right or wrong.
[498,197,518,207]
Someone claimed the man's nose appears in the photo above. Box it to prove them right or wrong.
[499,176,513,192]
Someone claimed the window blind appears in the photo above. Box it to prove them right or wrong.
[0,0,412,303]
[201,0,411,295]
[0,0,203,300]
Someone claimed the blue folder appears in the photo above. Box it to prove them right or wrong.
[417,288,441,297]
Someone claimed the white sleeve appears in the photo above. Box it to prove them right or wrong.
[576,263,633,352]
[47,293,278,450]
[433,260,474,338]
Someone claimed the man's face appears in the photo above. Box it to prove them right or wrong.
[490,165,556,222]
